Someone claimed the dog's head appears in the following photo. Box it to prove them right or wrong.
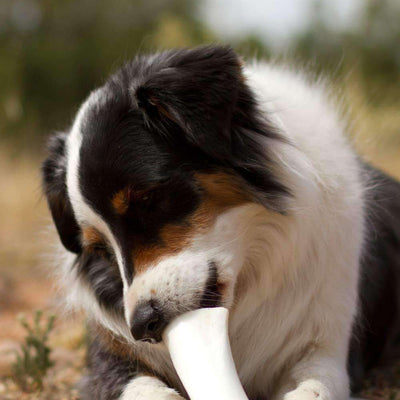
[42,46,287,343]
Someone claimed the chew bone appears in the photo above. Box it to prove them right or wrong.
[163,307,249,400]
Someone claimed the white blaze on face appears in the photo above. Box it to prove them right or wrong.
[65,89,132,323]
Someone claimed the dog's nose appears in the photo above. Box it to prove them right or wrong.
[130,301,167,343]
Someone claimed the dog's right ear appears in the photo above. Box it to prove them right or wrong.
[42,132,81,254]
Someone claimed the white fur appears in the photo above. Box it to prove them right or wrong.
[53,242,132,339]
[65,87,131,319]
[227,64,363,399]
[125,204,255,319]
[120,376,182,400]
[62,63,365,400]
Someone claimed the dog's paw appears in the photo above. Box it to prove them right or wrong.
[121,387,184,400]
[283,380,330,400]
[120,376,185,400]
[158,393,184,400]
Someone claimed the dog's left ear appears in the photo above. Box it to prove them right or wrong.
[42,132,82,254]
[134,45,243,160]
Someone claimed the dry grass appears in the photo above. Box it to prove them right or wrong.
[0,151,85,399]
[0,84,399,399]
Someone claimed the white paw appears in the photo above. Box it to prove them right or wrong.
[284,380,330,400]
[120,376,184,400]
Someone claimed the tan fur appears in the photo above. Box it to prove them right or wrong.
[81,226,106,250]
[112,189,130,215]
[132,172,253,274]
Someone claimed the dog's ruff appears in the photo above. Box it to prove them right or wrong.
[42,46,400,400]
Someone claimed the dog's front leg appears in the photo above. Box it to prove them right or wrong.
[81,337,185,400]
[273,352,349,400]
[120,376,184,400]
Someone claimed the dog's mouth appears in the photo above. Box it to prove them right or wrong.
[199,261,223,309]
[130,262,225,344]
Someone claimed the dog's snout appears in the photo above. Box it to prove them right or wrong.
[130,301,167,343]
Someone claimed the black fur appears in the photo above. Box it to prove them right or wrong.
[200,261,221,308]
[42,133,125,312]
[41,132,81,254]
[80,336,148,400]
[129,46,289,209]
[348,164,400,393]
[77,251,124,315]
[42,46,289,275]
[76,45,289,283]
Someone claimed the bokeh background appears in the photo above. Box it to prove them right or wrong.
[0,0,399,399]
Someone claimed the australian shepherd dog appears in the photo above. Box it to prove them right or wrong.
[42,45,400,400]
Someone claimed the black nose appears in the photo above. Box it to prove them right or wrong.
[130,301,167,343]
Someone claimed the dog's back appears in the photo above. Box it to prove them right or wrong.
[349,165,400,391]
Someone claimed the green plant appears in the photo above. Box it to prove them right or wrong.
[11,310,56,392]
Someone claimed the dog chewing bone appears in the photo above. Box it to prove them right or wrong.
[163,307,249,400]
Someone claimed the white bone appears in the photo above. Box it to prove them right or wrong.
[163,307,249,400]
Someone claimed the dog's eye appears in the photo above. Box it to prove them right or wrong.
[139,192,152,202]
[139,193,149,201]
[131,189,154,205]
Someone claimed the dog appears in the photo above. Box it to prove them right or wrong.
[42,45,400,400]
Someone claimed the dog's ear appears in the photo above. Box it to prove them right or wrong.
[134,45,243,160]
[42,132,81,254]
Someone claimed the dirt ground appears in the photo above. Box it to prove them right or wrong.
[0,152,85,399]
[0,137,399,399]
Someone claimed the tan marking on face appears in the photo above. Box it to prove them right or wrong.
[195,172,252,210]
[81,226,106,250]
[132,224,193,274]
[112,188,130,215]
[112,185,159,215]
[132,171,254,274]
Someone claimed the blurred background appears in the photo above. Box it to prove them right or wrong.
[0,0,399,398]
